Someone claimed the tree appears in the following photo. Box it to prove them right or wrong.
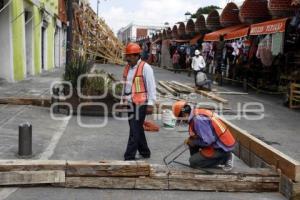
[191,5,221,18]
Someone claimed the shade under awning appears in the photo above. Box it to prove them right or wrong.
[250,18,288,35]
[190,34,203,45]
[171,39,190,43]
[224,27,249,40]
[203,24,247,42]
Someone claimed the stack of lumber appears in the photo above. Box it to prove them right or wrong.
[0,160,280,193]
[72,2,124,65]
[157,81,228,104]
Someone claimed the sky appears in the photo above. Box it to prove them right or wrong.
[89,0,229,34]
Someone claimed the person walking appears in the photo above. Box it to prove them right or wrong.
[191,50,206,86]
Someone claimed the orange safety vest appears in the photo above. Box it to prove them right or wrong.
[123,61,147,105]
[189,109,236,157]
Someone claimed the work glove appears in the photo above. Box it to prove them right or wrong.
[184,136,198,147]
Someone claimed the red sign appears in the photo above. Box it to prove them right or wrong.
[250,18,288,35]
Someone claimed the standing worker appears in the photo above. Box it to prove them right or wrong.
[121,43,157,161]
[172,101,235,171]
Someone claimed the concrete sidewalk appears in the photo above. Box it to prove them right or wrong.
[0,68,63,98]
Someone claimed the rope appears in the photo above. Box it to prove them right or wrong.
[247,83,286,95]
[0,0,13,14]
[223,77,285,95]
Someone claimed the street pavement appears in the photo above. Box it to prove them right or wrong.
[0,64,297,200]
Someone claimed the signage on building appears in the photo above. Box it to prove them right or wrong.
[250,18,288,35]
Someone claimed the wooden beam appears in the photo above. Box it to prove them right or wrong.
[65,177,136,189]
[171,81,194,93]
[0,160,66,171]
[280,174,300,200]
[0,97,51,107]
[0,160,280,193]
[65,164,279,192]
[171,81,228,104]
[0,170,65,186]
[158,81,177,96]
[214,92,248,95]
[196,90,228,104]
[66,160,150,177]
[156,86,169,96]
[219,116,300,182]
[165,81,190,94]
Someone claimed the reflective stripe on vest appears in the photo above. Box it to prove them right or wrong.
[123,61,147,105]
[189,109,236,149]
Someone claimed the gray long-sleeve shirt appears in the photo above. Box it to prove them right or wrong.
[123,59,156,105]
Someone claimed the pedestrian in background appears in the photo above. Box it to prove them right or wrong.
[172,50,180,73]
[191,49,206,86]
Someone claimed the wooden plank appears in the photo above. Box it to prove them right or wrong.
[0,97,51,107]
[171,81,195,93]
[156,86,169,95]
[66,160,150,177]
[280,174,300,200]
[214,92,248,95]
[165,81,190,94]
[158,81,177,96]
[0,160,66,172]
[65,177,136,189]
[149,163,279,177]
[171,81,228,104]
[65,164,280,192]
[196,90,228,104]
[0,170,65,186]
[135,164,169,190]
[168,178,278,192]
[219,116,300,182]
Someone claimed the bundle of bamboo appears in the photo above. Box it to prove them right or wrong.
[72,2,125,65]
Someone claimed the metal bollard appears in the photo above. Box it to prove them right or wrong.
[18,122,32,157]
[52,86,60,114]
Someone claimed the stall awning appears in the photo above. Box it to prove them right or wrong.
[171,39,190,43]
[190,34,202,45]
[224,27,249,40]
[250,18,288,35]
[203,24,247,42]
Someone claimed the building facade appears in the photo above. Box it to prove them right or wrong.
[0,0,66,82]
[117,23,165,44]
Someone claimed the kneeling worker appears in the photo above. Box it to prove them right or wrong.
[172,101,235,171]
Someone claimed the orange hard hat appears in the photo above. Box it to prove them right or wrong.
[172,100,187,118]
[124,43,142,55]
